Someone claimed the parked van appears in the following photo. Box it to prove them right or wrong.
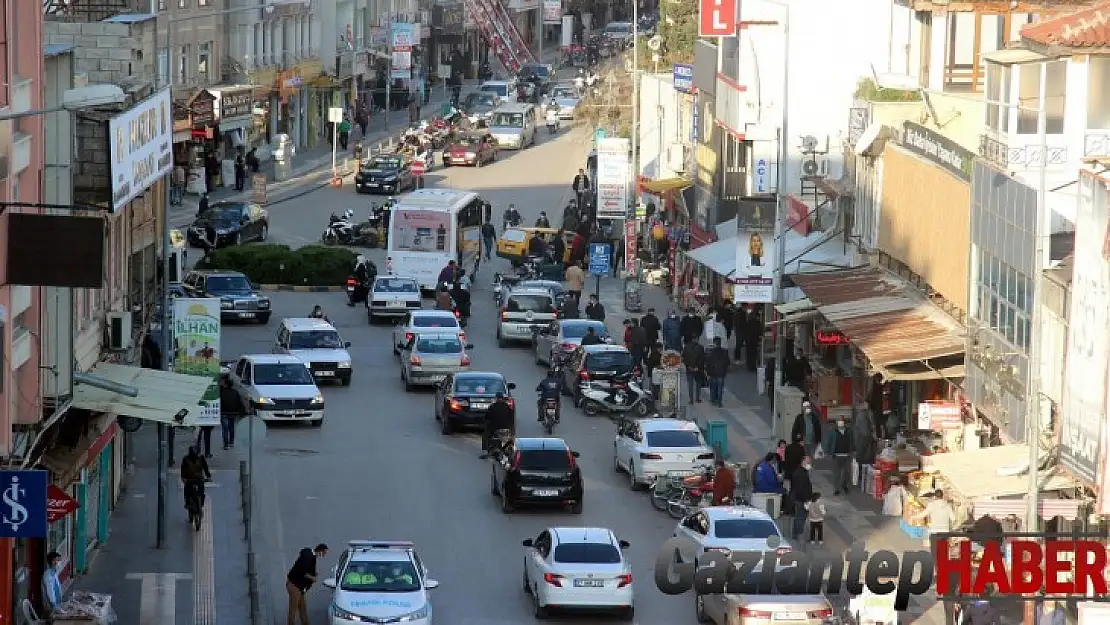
[489,103,537,149]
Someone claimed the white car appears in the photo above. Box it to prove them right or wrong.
[613,418,717,490]
[322,540,439,625]
[273,317,353,386]
[522,527,634,620]
[480,79,519,103]
[672,506,789,566]
[368,276,422,323]
[227,354,325,426]
[392,310,464,355]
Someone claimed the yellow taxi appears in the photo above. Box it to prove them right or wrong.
[496,227,575,265]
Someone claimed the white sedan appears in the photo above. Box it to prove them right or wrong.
[367,275,422,323]
[672,506,790,567]
[613,418,717,490]
[522,527,634,620]
[392,310,464,355]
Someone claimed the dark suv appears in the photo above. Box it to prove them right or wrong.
[490,437,583,514]
[560,344,634,403]
[183,270,272,324]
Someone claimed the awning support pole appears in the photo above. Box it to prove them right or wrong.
[73,372,139,398]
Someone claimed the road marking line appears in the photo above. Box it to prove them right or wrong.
[193,496,216,625]
[126,573,191,625]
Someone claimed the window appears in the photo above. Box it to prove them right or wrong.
[178,45,189,83]
[158,0,165,9]
[253,363,314,385]
[412,316,459,329]
[415,337,462,353]
[288,330,343,349]
[645,430,705,448]
[198,0,208,6]
[197,42,210,82]
[157,48,168,85]
[1089,57,1110,128]
[517,449,572,470]
[985,63,1011,132]
[713,518,780,540]
[178,0,185,8]
[552,543,621,564]
[1017,61,1067,134]
[253,24,262,66]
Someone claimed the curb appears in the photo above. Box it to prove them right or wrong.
[258,284,346,292]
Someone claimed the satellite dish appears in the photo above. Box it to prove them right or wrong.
[802,160,819,176]
[648,35,662,51]
[800,135,819,152]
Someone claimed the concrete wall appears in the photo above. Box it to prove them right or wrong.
[638,73,683,182]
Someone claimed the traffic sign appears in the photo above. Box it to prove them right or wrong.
[588,242,612,276]
[0,470,47,538]
[411,160,426,177]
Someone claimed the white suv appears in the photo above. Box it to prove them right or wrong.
[273,318,353,386]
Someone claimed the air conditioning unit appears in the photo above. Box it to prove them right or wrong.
[666,144,689,172]
[106,312,133,351]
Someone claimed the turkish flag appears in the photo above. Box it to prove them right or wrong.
[699,0,736,37]
[47,485,80,524]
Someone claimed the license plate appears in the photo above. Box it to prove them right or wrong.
[390,300,404,307]
[368,183,379,187]
[573,579,605,588]
[316,370,335,377]
[533,489,558,496]
[774,612,807,620]
[472,403,489,410]
[432,375,446,382]
[238,312,255,318]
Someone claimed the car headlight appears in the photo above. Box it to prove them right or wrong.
[337,360,352,368]
[311,395,325,405]
[255,397,275,405]
[384,175,398,181]
[465,152,476,157]
[397,605,429,622]
[330,605,372,622]
[216,228,231,235]
[258,299,271,308]
[220,300,233,309]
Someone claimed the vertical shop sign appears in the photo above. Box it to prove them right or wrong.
[390,22,415,80]
[624,220,638,275]
[597,138,631,220]
[172,298,222,427]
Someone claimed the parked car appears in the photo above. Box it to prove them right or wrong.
[227,354,324,426]
[182,270,272,324]
[186,201,269,248]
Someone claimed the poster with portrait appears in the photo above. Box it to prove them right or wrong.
[731,229,775,303]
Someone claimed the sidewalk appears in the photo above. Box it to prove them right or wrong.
[593,277,1016,625]
[70,426,248,625]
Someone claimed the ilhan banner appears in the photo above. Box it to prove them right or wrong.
[172,298,222,427]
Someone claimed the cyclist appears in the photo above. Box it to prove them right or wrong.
[180,445,211,512]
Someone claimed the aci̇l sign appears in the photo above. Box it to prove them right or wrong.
[698,0,735,37]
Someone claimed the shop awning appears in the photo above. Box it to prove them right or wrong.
[685,236,737,277]
[72,363,212,426]
[37,412,118,486]
[642,177,692,195]
[791,266,966,381]
[774,298,818,322]
[924,444,1083,519]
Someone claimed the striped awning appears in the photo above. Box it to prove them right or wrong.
[972,497,1083,521]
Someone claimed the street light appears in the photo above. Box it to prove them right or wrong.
[0,85,126,121]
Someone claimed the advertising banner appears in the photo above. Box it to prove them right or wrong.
[597,137,631,220]
[390,209,452,252]
[731,228,774,303]
[543,0,562,24]
[390,22,415,80]
[172,298,222,427]
[624,220,638,275]
[110,88,173,212]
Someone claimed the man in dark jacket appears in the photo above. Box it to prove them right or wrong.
[791,401,822,457]
[286,544,328,625]
[481,220,497,260]
[661,310,683,351]
[580,326,603,346]
[732,306,747,362]
[679,310,703,346]
[627,318,648,369]
[640,308,661,346]
[584,295,606,321]
[551,229,567,265]
[783,433,806,481]
[828,419,855,495]
[704,337,731,406]
[681,339,705,403]
[744,307,763,372]
[219,376,243,450]
[572,168,590,208]
[789,460,813,540]
[481,393,516,457]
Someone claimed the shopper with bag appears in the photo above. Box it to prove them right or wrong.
[791,401,822,458]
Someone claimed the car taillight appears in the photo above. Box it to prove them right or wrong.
[640,453,663,460]
[566,449,577,469]
[578,370,589,381]
[554,310,560,319]
[696,452,716,460]
[511,451,522,470]
[448,398,468,411]
[453,309,461,318]
[740,608,773,618]
[500,311,508,321]
[461,354,471,365]
[405,332,414,343]
[505,398,515,409]
[543,573,563,587]
[561,343,575,350]
[776,547,792,556]
[409,355,421,365]
[808,608,833,618]
[616,574,632,588]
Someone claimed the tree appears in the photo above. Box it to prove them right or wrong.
[659,0,699,65]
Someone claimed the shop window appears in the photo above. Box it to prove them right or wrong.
[1017,61,1067,134]
[1089,57,1110,129]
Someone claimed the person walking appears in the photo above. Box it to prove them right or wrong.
[195,421,215,458]
[219,375,243,450]
[565,261,585,305]
[584,294,606,321]
[681,338,705,403]
[827,418,855,495]
[704,337,730,406]
[338,117,352,150]
[680,309,703,346]
[661,309,682,352]
[782,433,806,481]
[788,458,814,541]
[743,306,762,372]
[481,219,497,260]
[628,318,648,371]
[234,154,246,191]
[640,308,661,348]
[732,305,747,364]
[286,544,328,625]
[806,493,826,545]
[791,401,822,458]
[572,168,590,209]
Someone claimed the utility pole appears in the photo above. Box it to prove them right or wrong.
[630,1,638,215]
[770,6,791,414]
[157,17,175,551]
[385,0,394,130]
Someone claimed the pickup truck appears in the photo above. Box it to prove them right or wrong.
[226,354,326,427]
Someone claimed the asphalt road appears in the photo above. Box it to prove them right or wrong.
[214,124,705,625]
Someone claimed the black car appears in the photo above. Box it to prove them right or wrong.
[560,344,634,401]
[517,64,553,94]
[460,92,502,121]
[186,201,268,248]
[182,270,272,324]
[355,154,417,194]
[490,437,583,514]
[435,372,516,435]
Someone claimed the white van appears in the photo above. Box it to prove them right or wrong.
[489,103,537,149]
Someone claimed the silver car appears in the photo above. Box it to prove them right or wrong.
[392,310,464,354]
[496,288,557,347]
[367,276,422,323]
[532,319,609,365]
[548,85,581,120]
[400,333,474,391]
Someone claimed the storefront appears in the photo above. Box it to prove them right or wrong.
[211,85,254,159]
[274,60,322,149]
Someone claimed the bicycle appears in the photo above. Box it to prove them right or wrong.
[184,479,204,531]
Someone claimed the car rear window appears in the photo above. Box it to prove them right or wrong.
[517,449,572,470]
[552,543,621,564]
[503,229,527,242]
[585,352,632,370]
[507,295,554,313]
[454,377,507,394]
[562,321,604,339]
[481,84,509,97]
[645,430,704,448]
[413,316,459,328]
[417,337,463,353]
[375,278,418,293]
[714,519,780,540]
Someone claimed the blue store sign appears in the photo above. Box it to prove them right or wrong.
[673,64,693,93]
[0,470,48,538]
[588,243,612,276]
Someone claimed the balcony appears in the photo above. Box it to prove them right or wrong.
[11,132,32,178]
[10,286,31,319]
[10,325,31,371]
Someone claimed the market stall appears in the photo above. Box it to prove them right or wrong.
[53,591,115,623]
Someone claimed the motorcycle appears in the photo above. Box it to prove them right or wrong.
[492,272,522,306]
[346,276,372,306]
[540,397,558,435]
[578,378,654,417]
[478,61,493,81]
[322,210,357,244]
[545,107,560,134]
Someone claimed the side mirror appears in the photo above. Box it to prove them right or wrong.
[344,341,352,348]
[425,579,440,589]
[619,540,630,549]
[507,382,517,390]
[570,451,580,458]
[466,344,475,349]
[522,539,534,547]
[322,578,337,589]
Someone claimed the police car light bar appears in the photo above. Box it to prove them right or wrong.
[349,540,415,550]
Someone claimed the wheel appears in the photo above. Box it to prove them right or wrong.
[441,413,454,435]
[569,499,583,514]
[582,399,600,416]
[402,368,414,392]
[476,155,483,168]
[543,420,553,435]
[311,417,324,428]
[695,593,710,623]
[533,591,548,619]
[613,449,622,473]
[368,311,376,325]
[621,607,635,622]
[522,569,530,593]
[340,374,351,387]
[193,509,202,531]
[490,470,499,495]
[256,313,271,325]
[534,344,543,365]
[393,339,400,355]
[628,461,643,490]
[260,224,268,241]
[650,487,669,511]
[633,401,651,417]
[667,492,693,519]
[497,331,507,348]
[501,488,515,514]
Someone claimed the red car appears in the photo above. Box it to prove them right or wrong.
[441,133,498,167]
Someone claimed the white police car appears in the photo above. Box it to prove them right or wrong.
[323,540,439,624]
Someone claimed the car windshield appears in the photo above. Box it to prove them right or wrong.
[464,93,499,108]
[413,315,459,328]
[586,352,633,370]
[481,84,509,97]
[416,337,463,353]
[714,519,781,540]
[552,543,621,564]
[646,430,704,448]
[253,363,314,385]
[562,321,605,339]
[205,275,252,292]
[375,278,419,293]
[454,377,507,394]
[452,136,482,147]
[202,205,246,220]
[367,156,402,169]
[522,281,563,294]
[289,330,344,349]
[491,112,524,128]
[507,295,554,313]
[521,65,551,80]
[516,449,572,471]
[605,23,631,33]
[552,89,577,100]
[340,560,421,592]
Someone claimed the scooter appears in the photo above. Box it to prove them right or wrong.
[540,397,558,435]
[545,107,560,134]
[578,378,654,417]
[323,210,357,244]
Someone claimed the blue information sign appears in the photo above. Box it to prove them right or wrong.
[0,470,48,538]
[673,64,693,93]
[588,243,612,276]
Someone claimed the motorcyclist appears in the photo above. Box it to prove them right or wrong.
[480,392,516,458]
[350,255,375,306]
[437,260,458,285]
[435,283,453,311]
[180,445,211,511]
[575,70,585,91]
[527,233,547,258]
[309,305,330,322]
[545,106,560,131]
[507,204,522,227]
[449,280,471,325]
[535,369,562,422]
[535,211,551,228]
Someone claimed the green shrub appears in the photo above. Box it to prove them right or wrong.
[195,244,358,285]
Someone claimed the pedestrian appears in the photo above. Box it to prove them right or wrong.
[646,342,663,398]
[197,192,210,216]
[681,337,705,403]
[621,318,632,349]
[219,375,243,450]
[712,459,736,505]
[806,493,826,545]
[565,261,585,305]
[788,457,814,541]
[585,294,605,321]
[41,550,63,619]
[783,433,806,479]
[704,310,726,344]
[719,302,735,343]
[551,228,567,265]
[855,424,877,487]
[611,236,623,277]
[732,305,747,363]
[661,309,682,351]
[481,219,496,260]
[246,147,260,173]
[680,309,703,346]
[704,336,730,406]
[408,97,420,124]
[828,418,855,495]
[572,168,590,208]
[912,489,958,548]
[1035,600,1067,625]
[234,154,246,191]
[753,453,784,494]
[338,117,352,150]
[744,306,763,372]
[628,318,647,370]
[791,401,822,458]
[640,307,661,347]
[286,544,328,625]
[195,421,215,458]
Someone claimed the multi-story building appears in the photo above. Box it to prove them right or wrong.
[154,0,224,89]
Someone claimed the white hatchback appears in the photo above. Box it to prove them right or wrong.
[522,527,634,620]
[613,418,716,490]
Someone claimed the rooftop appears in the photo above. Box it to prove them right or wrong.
[1021,1,1110,50]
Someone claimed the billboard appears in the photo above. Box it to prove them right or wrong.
[698,0,736,37]
[110,88,173,212]
[390,209,452,252]
[172,298,222,427]
[543,0,562,24]
[597,137,631,220]
[391,22,415,80]
[731,228,775,303]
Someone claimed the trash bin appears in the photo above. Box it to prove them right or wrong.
[701,419,729,460]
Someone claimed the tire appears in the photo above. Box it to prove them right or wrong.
[490,471,499,495]
[582,399,601,416]
[260,224,268,241]
[441,413,454,435]
[695,593,710,623]
[340,374,351,387]
[534,345,543,366]
[650,488,669,511]
[667,492,693,519]
[497,331,507,348]
[501,489,515,514]
[368,311,376,325]
[633,401,651,417]
[613,449,622,473]
[628,461,642,490]
[257,313,271,325]
[621,607,635,622]
[533,592,548,619]
[311,417,324,428]
[569,499,583,514]
[522,569,530,593]
[402,368,414,392]
[543,420,553,435]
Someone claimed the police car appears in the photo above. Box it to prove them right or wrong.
[322,540,439,624]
